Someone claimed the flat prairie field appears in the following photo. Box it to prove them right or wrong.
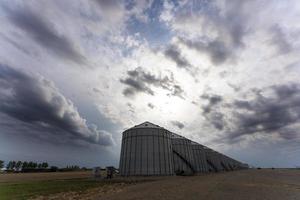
[0,171,91,183]
[0,169,300,200]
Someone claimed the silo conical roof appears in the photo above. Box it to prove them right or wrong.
[127,121,164,130]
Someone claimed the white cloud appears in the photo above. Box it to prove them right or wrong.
[1,0,300,167]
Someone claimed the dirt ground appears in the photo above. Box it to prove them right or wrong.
[33,169,300,200]
[0,171,91,183]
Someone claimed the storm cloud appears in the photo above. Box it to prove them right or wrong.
[171,120,185,129]
[229,84,300,139]
[0,32,32,56]
[4,5,87,65]
[95,0,122,8]
[180,38,233,65]
[164,45,191,69]
[170,84,185,99]
[147,103,155,109]
[202,84,300,143]
[270,24,293,54]
[200,93,225,130]
[170,0,255,65]
[201,93,223,114]
[0,64,114,146]
[120,67,185,98]
[0,0,299,168]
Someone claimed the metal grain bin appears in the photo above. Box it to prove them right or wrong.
[171,133,195,175]
[191,142,209,173]
[119,122,174,176]
[119,121,248,176]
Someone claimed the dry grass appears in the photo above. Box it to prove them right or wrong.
[0,171,91,183]
[0,171,157,200]
[1,169,300,200]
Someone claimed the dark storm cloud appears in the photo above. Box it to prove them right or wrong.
[203,84,300,143]
[285,61,300,71]
[4,6,87,65]
[270,25,292,54]
[175,0,252,65]
[164,45,191,69]
[95,0,121,8]
[220,0,249,47]
[201,93,223,114]
[180,38,232,65]
[120,67,185,98]
[227,83,241,92]
[208,112,225,130]
[0,33,32,56]
[228,86,300,140]
[126,103,135,113]
[0,113,82,146]
[0,64,114,146]
[120,74,155,96]
[171,120,185,129]
[200,93,225,130]
[278,127,300,140]
[170,84,185,99]
[147,103,155,109]
[92,87,104,96]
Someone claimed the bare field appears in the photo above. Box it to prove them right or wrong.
[1,169,300,200]
[103,169,300,200]
[0,171,91,183]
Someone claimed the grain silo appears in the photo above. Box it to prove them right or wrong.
[204,147,222,172]
[171,133,195,175]
[119,122,174,176]
[191,142,209,173]
[219,154,232,171]
[119,121,248,176]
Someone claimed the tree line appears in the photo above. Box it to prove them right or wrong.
[8,161,48,170]
[3,160,49,171]
[0,160,4,169]
[0,160,90,173]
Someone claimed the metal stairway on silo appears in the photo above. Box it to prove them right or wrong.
[206,159,219,172]
[172,149,195,175]
[221,162,230,171]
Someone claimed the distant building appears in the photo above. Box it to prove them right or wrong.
[0,167,6,173]
[119,122,248,176]
[93,167,103,178]
[93,166,117,179]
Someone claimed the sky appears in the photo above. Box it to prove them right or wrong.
[0,0,300,168]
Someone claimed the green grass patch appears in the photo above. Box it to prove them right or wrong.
[0,178,107,200]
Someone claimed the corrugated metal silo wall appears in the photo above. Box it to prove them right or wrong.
[220,155,231,171]
[213,152,224,171]
[119,128,174,176]
[224,155,235,171]
[171,138,195,174]
[227,158,235,170]
[191,144,209,173]
[204,149,221,172]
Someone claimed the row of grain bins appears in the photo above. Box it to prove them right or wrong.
[119,122,248,176]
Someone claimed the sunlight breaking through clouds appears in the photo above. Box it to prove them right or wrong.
[0,0,300,167]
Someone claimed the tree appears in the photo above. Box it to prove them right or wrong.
[22,161,28,169]
[6,161,13,170]
[0,160,4,169]
[16,161,22,171]
[11,161,16,170]
[28,161,34,169]
[42,162,48,169]
[32,162,37,169]
[38,163,42,169]
[50,166,58,172]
